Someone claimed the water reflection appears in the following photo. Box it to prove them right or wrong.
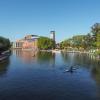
[61,52,100,99]
[0,50,100,100]
[91,65,100,99]
[0,57,10,77]
[13,50,56,68]
[37,51,55,67]
[61,52,99,67]
[13,49,38,63]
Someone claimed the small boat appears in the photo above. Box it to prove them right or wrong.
[65,66,78,73]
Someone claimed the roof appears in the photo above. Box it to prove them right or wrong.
[25,38,38,42]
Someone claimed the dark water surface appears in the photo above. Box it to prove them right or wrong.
[0,50,100,100]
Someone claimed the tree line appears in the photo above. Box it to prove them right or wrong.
[60,23,100,51]
[0,36,11,54]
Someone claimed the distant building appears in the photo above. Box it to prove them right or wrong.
[13,31,56,50]
[13,35,39,50]
[50,31,56,49]
[50,31,55,41]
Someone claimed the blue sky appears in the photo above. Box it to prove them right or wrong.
[0,0,100,42]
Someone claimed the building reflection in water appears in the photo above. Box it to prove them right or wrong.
[13,49,38,63]
[13,50,55,68]
[0,57,10,77]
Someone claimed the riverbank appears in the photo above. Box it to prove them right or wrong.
[61,49,100,60]
[39,49,61,53]
[11,48,100,60]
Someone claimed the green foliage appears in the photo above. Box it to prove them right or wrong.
[60,39,71,49]
[60,23,100,51]
[91,23,100,36]
[94,50,100,56]
[60,35,87,50]
[72,35,86,48]
[96,32,100,48]
[0,36,11,53]
[91,23,100,48]
[37,37,55,50]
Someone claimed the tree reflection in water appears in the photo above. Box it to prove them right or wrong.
[13,50,56,68]
[0,57,10,77]
[13,49,38,63]
[0,51,99,100]
[61,51,100,99]
[91,62,100,99]
[37,51,55,68]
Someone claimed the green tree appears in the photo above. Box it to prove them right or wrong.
[91,23,100,36]
[0,36,11,53]
[37,37,55,50]
[60,23,100,51]
[60,39,72,49]
[96,33,100,48]
[91,23,100,48]
[84,33,95,49]
[72,35,85,48]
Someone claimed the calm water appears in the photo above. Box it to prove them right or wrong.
[0,50,100,100]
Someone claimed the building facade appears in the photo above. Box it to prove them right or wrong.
[13,35,39,50]
[13,31,56,50]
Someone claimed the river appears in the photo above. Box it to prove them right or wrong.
[0,50,100,100]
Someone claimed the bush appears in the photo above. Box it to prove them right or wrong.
[37,37,55,50]
[0,36,11,53]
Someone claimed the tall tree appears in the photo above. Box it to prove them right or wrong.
[91,23,100,48]
[0,36,11,53]
[37,37,55,50]
[96,33,100,48]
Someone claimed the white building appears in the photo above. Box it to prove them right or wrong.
[50,31,55,41]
